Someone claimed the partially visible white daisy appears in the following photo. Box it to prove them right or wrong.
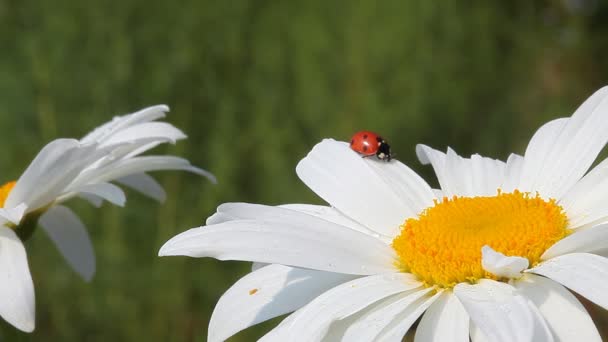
[161,87,608,342]
[0,105,215,332]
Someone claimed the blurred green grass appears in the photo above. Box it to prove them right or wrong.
[0,0,607,340]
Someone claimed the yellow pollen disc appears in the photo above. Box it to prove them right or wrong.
[0,181,16,208]
[391,190,569,288]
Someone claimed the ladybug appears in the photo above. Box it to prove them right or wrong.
[349,130,392,161]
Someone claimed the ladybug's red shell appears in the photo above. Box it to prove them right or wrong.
[349,130,393,161]
[350,131,380,156]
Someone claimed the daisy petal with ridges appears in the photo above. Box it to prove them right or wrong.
[0,227,34,333]
[0,105,214,332]
[161,87,608,341]
[208,264,356,342]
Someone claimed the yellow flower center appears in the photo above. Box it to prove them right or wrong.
[0,181,16,208]
[391,190,569,288]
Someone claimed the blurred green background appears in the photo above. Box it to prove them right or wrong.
[1,0,608,340]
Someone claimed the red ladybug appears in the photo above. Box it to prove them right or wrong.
[349,131,392,161]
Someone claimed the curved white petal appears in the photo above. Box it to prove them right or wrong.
[0,203,28,226]
[278,204,381,238]
[78,193,104,208]
[416,145,505,197]
[159,206,397,275]
[375,292,441,341]
[432,189,444,199]
[208,264,355,342]
[415,292,469,342]
[296,139,432,237]
[80,105,169,144]
[481,245,529,278]
[61,182,126,207]
[362,156,435,215]
[528,253,608,310]
[39,206,95,282]
[340,288,434,341]
[515,274,601,342]
[5,139,96,210]
[469,322,490,342]
[416,144,450,194]
[261,273,423,342]
[213,202,381,239]
[560,157,608,228]
[542,223,608,259]
[469,153,505,196]
[0,227,35,332]
[527,299,555,342]
[520,87,608,199]
[501,153,524,192]
[76,155,216,186]
[115,173,166,202]
[251,262,268,272]
[454,279,537,342]
[99,122,186,147]
[517,118,569,196]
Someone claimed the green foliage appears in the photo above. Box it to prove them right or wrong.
[0,0,607,340]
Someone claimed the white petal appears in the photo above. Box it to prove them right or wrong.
[208,264,355,342]
[375,291,442,342]
[0,203,28,225]
[121,140,166,159]
[527,299,555,342]
[224,203,381,239]
[416,144,452,195]
[415,292,469,342]
[416,145,505,197]
[340,287,434,341]
[469,153,506,196]
[82,139,161,171]
[261,273,423,342]
[454,279,536,342]
[0,227,35,332]
[296,139,430,237]
[528,253,608,310]
[517,118,569,196]
[501,153,524,193]
[61,182,126,207]
[39,206,95,281]
[469,321,490,342]
[80,105,169,144]
[542,223,608,259]
[251,262,268,272]
[159,205,397,275]
[99,122,186,147]
[559,157,608,228]
[515,274,601,342]
[78,193,103,208]
[115,173,166,202]
[5,139,96,210]
[481,245,529,278]
[205,212,234,225]
[362,156,435,216]
[432,189,444,199]
[76,155,216,186]
[520,87,608,199]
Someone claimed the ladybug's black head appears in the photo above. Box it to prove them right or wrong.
[375,137,392,161]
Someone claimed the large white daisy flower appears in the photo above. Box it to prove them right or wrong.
[160,88,608,342]
[0,105,215,332]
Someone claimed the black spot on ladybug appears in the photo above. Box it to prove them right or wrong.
[363,145,368,152]
[363,134,368,139]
